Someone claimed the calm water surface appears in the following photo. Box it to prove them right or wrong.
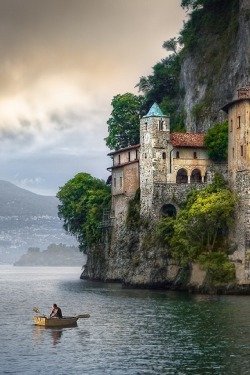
[0,265,250,374]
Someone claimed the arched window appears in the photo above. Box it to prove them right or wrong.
[176,151,180,159]
[190,169,202,183]
[176,168,188,183]
[162,152,166,160]
[160,204,177,217]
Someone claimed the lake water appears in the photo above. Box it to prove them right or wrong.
[1,266,250,375]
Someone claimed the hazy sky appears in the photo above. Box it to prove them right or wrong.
[0,0,185,195]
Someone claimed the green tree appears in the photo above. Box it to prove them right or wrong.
[204,120,228,161]
[181,0,204,10]
[136,53,184,130]
[57,173,111,252]
[105,93,145,151]
[157,177,237,282]
[162,37,180,55]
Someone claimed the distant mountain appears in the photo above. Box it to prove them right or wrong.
[0,180,58,216]
[0,180,78,264]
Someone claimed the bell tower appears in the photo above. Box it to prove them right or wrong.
[140,103,170,218]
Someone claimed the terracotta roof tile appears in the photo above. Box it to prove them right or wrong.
[170,133,206,148]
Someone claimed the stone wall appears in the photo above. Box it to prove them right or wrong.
[229,170,250,282]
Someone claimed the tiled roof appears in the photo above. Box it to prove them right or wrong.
[170,133,206,148]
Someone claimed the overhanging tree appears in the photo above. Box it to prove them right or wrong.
[57,173,111,252]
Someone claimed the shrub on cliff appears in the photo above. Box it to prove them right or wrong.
[156,175,237,283]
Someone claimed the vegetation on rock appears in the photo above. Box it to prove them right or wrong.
[57,173,111,252]
[126,188,141,230]
[156,175,237,285]
[204,120,228,161]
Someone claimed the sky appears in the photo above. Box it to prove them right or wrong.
[0,0,186,196]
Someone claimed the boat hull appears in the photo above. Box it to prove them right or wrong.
[34,316,78,327]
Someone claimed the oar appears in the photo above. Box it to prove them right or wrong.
[76,314,90,319]
[33,307,47,317]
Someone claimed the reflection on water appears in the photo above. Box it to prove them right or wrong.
[1,266,250,374]
[33,326,63,347]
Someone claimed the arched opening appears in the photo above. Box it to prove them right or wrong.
[176,168,188,183]
[190,169,202,183]
[161,204,177,217]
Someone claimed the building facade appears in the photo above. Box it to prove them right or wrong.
[222,83,250,282]
[108,103,214,221]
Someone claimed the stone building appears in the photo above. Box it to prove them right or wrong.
[108,103,214,221]
[107,144,140,225]
[222,83,250,282]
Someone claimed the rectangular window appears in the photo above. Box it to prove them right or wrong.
[238,116,241,128]
[118,155,121,164]
[232,147,234,158]
[128,152,131,162]
[162,152,166,160]
[120,177,122,188]
[241,145,244,156]
[176,151,180,159]
[136,150,138,160]
[114,178,116,188]
[230,119,233,132]
[194,152,197,159]
[159,120,163,131]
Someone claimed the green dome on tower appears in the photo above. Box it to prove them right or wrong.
[144,103,165,117]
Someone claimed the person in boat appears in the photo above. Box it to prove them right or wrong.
[49,303,63,319]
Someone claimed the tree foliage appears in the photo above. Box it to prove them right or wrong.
[136,54,184,130]
[57,173,111,252]
[105,93,146,151]
[204,120,228,161]
[156,175,237,284]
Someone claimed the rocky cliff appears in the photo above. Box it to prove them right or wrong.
[180,0,250,132]
[81,0,250,292]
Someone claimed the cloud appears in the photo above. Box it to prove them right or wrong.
[0,0,185,195]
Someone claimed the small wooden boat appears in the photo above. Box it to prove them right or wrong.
[33,314,90,327]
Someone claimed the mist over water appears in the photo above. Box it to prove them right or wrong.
[0,265,250,374]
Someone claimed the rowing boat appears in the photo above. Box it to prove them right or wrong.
[33,314,90,327]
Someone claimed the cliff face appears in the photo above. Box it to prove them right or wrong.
[180,0,250,132]
[81,0,250,292]
[81,224,189,289]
